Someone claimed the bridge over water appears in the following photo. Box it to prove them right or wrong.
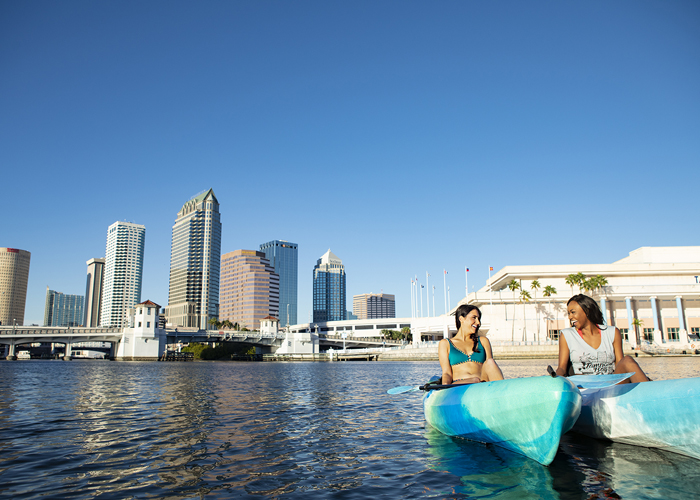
[0,326,402,360]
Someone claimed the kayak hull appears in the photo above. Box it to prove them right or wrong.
[423,377,581,465]
[573,377,700,460]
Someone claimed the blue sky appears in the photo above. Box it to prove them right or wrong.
[1,1,699,325]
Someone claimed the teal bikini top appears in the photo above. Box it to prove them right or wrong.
[448,337,486,365]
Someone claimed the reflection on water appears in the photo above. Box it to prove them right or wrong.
[424,427,561,499]
[0,357,699,498]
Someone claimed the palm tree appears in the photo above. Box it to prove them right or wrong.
[592,275,608,296]
[520,289,532,341]
[581,278,595,294]
[507,279,520,341]
[208,318,221,330]
[565,274,577,296]
[531,279,541,341]
[542,285,557,340]
[222,319,233,330]
[632,318,644,345]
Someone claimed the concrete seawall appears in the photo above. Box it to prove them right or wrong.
[264,342,659,362]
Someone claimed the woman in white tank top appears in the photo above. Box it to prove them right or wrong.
[555,294,649,383]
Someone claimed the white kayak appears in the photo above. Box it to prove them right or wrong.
[573,377,700,460]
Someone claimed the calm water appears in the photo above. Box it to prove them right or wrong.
[1,357,700,499]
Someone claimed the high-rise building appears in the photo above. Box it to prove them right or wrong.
[353,293,396,319]
[100,221,146,328]
[259,240,298,327]
[313,249,346,322]
[44,287,85,327]
[84,258,105,327]
[0,247,31,326]
[165,189,222,329]
[219,250,279,330]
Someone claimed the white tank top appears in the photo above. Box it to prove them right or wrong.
[561,325,616,375]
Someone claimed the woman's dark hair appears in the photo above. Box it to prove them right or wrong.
[455,304,481,353]
[567,294,606,327]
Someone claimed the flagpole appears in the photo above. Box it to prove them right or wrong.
[411,279,415,318]
[465,267,469,304]
[448,286,451,312]
[489,266,493,321]
[443,270,448,315]
[419,284,423,317]
[426,272,430,317]
[432,285,436,319]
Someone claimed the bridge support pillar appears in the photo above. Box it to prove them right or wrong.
[7,342,16,361]
[63,341,72,361]
[109,342,116,360]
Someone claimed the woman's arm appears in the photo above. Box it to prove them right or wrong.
[612,327,624,364]
[438,339,453,385]
[555,333,570,376]
[481,335,494,359]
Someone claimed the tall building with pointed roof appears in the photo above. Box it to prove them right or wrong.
[313,249,346,322]
[165,189,222,329]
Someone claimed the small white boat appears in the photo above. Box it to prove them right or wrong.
[17,351,31,360]
[573,377,700,460]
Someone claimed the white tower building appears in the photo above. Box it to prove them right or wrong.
[100,221,146,328]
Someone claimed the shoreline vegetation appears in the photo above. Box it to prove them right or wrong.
[182,342,258,360]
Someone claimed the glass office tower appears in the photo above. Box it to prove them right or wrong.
[313,249,346,323]
[259,240,298,327]
[44,288,85,327]
[165,189,222,329]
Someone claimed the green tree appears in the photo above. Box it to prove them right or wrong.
[520,289,532,341]
[530,279,541,341]
[401,326,412,341]
[208,318,222,330]
[565,274,577,295]
[542,285,557,340]
[581,278,595,294]
[632,318,644,344]
[507,279,520,341]
[222,319,233,330]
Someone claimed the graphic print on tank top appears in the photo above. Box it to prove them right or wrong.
[576,350,614,375]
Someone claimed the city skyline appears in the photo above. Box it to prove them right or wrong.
[2,2,699,325]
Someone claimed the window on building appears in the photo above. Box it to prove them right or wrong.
[138,322,142,327]
[619,328,629,341]
[548,330,559,340]
[692,327,700,336]
[643,328,654,341]
[667,327,679,341]
[147,322,150,328]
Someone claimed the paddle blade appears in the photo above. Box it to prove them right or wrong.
[387,385,419,395]
[568,372,635,389]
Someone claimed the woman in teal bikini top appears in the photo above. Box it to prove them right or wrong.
[448,337,487,365]
[438,304,504,385]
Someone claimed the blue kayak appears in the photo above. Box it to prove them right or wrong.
[423,377,582,465]
[573,377,700,460]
